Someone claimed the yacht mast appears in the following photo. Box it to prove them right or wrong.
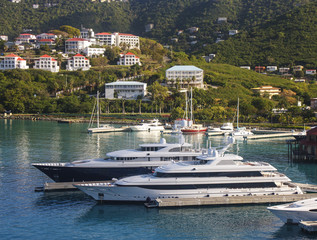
[97,91,100,128]
[185,91,188,120]
[190,87,193,123]
[237,97,239,129]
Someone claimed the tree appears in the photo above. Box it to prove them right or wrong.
[147,81,169,114]
[59,25,80,38]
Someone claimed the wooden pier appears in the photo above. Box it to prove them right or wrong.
[299,221,317,233]
[150,193,317,208]
[243,132,300,140]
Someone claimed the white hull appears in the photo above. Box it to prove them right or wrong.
[129,126,165,131]
[76,184,301,202]
[268,197,317,224]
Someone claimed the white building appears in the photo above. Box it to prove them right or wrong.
[15,33,36,45]
[80,27,95,39]
[229,30,238,36]
[82,47,106,57]
[117,52,141,66]
[240,66,251,70]
[95,32,116,46]
[66,54,91,71]
[166,65,204,89]
[65,38,91,54]
[34,55,59,72]
[0,35,8,41]
[36,33,57,40]
[36,39,55,48]
[306,69,316,75]
[0,53,29,70]
[113,32,139,49]
[266,66,278,72]
[279,67,290,74]
[105,81,147,99]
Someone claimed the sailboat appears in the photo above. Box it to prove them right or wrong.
[181,88,207,133]
[230,98,253,138]
[87,91,116,133]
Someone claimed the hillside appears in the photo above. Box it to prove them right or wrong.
[0,0,316,67]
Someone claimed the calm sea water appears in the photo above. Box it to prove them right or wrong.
[1,119,317,240]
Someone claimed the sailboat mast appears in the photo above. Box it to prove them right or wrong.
[237,97,239,129]
[185,91,188,120]
[97,91,100,128]
[190,87,193,123]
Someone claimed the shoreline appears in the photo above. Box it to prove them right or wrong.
[0,113,313,131]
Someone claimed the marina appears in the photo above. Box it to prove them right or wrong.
[1,119,317,240]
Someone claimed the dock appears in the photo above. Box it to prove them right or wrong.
[205,131,227,136]
[149,193,317,208]
[299,221,317,233]
[243,132,299,140]
[35,181,114,192]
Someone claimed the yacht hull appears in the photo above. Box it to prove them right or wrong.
[75,184,301,202]
[32,165,155,182]
[268,208,317,224]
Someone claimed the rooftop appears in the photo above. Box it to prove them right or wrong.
[166,65,203,72]
[106,81,146,86]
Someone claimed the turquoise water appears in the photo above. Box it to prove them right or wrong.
[1,119,317,240]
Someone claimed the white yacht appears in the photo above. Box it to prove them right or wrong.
[129,119,165,132]
[268,198,317,224]
[75,140,301,202]
[32,137,204,182]
[231,98,253,138]
[220,122,234,131]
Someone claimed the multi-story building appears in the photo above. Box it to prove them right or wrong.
[80,27,95,39]
[113,32,139,49]
[65,38,91,54]
[66,54,91,71]
[82,47,106,57]
[34,55,59,72]
[117,52,141,66]
[0,53,29,70]
[36,33,57,40]
[251,86,281,99]
[15,33,36,45]
[165,65,204,89]
[95,32,116,46]
[105,81,147,99]
[36,39,55,48]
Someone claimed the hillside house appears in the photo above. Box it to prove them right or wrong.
[82,47,106,57]
[117,52,141,66]
[255,66,266,73]
[293,65,304,72]
[105,81,147,99]
[36,39,55,48]
[65,38,91,54]
[0,53,29,70]
[36,33,57,40]
[218,17,227,23]
[95,32,115,46]
[66,54,90,71]
[166,65,204,89]
[266,66,278,72]
[251,86,281,99]
[0,35,8,41]
[279,67,290,74]
[229,30,238,36]
[306,69,316,75]
[240,66,251,70]
[34,55,59,72]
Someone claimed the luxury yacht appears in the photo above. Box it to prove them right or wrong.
[267,198,317,224]
[129,119,165,131]
[75,140,301,202]
[32,137,204,182]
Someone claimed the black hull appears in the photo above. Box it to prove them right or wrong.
[32,165,155,182]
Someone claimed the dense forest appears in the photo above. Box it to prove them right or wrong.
[0,0,316,67]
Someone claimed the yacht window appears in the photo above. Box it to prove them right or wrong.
[169,147,181,152]
[309,209,317,212]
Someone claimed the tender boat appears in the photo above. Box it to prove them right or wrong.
[32,137,204,182]
[75,138,302,202]
[129,119,164,132]
[220,122,234,131]
[268,198,317,224]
